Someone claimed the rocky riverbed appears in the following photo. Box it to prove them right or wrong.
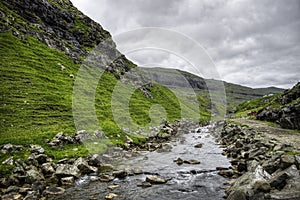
[215,120,300,200]
[2,119,299,200]
[46,122,231,200]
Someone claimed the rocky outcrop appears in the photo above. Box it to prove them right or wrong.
[0,0,136,76]
[256,82,300,130]
[217,122,300,200]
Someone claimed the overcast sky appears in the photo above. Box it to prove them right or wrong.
[71,0,300,89]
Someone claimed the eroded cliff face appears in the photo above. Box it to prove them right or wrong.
[256,82,300,130]
[0,0,111,60]
[0,0,136,77]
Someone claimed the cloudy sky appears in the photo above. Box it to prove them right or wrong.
[71,0,300,89]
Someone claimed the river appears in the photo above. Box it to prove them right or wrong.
[50,124,230,200]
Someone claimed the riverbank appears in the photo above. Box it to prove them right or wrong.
[216,119,300,200]
[0,120,207,199]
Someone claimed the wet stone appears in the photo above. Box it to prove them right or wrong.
[105,193,119,200]
[107,184,120,190]
[183,159,201,165]
[145,175,167,184]
[43,186,65,195]
[194,143,203,148]
[174,157,184,165]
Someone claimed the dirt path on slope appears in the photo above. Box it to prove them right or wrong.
[232,118,300,151]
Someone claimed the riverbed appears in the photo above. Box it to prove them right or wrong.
[50,125,230,200]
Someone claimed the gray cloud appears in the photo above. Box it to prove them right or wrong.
[71,0,300,88]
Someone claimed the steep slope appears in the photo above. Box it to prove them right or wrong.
[0,0,194,175]
[256,82,300,129]
[234,82,300,130]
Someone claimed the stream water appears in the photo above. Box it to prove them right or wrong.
[51,125,230,200]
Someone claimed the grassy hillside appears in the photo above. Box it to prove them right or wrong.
[0,32,211,175]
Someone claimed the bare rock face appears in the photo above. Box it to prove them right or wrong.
[256,82,300,130]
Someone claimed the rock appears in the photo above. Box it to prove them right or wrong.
[74,157,97,174]
[113,170,127,179]
[107,184,120,190]
[174,158,184,165]
[88,154,103,167]
[262,154,282,174]
[49,132,74,146]
[218,170,234,178]
[69,74,74,78]
[137,181,152,188]
[25,168,45,183]
[253,180,271,193]
[99,174,114,182]
[280,154,296,169]
[105,193,119,200]
[1,193,23,200]
[145,175,167,184]
[72,130,92,143]
[1,144,22,154]
[125,135,133,144]
[295,154,300,169]
[227,188,248,200]
[99,163,114,172]
[157,143,172,152]
[27,154,48,166]
[61,176,74,185]
[267,191,300,200]
[41,162,55,176]
[5,185,20,194]
[183,159,201,165]
[19,187,32,195]
[2,157,14,165]
[55,164,81,178]
[269,165,299,190]
[194,143,203,148]
[30,145,44,154]
[43,186,65,195]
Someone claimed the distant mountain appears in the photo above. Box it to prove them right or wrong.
[141,67,284,111]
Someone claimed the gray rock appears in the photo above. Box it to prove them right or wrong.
[295,154,300,169]
[41,162,55,176]
[43,186,65,195]
[1,144,22,154]
[194,143,203,148]
[2,157,14,165]
[280,155,296,169]
[137,181,152,188]
[88,154,103,167]
[113,170,127,179]
[55,164,81,178]
[183,159,201,165]
[74,157,97,174]
[99,163,114,172]
[218,169,234,178]
[61,176,74,185]
[268,165,299,190]
[227,187,248,200]
[29,145,44,154]
[253,180,271,193]
[72,130,92,143]
[25,168,45,183]
[99,174,114,182]
[145,175,167,184]
[1,193,23,200]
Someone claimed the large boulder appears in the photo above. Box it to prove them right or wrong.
[74,157,97,174]
[55,164,81,178]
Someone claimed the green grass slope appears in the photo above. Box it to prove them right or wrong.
[0,32,211,175]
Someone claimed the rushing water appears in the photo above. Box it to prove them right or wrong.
[51,125,230,200]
